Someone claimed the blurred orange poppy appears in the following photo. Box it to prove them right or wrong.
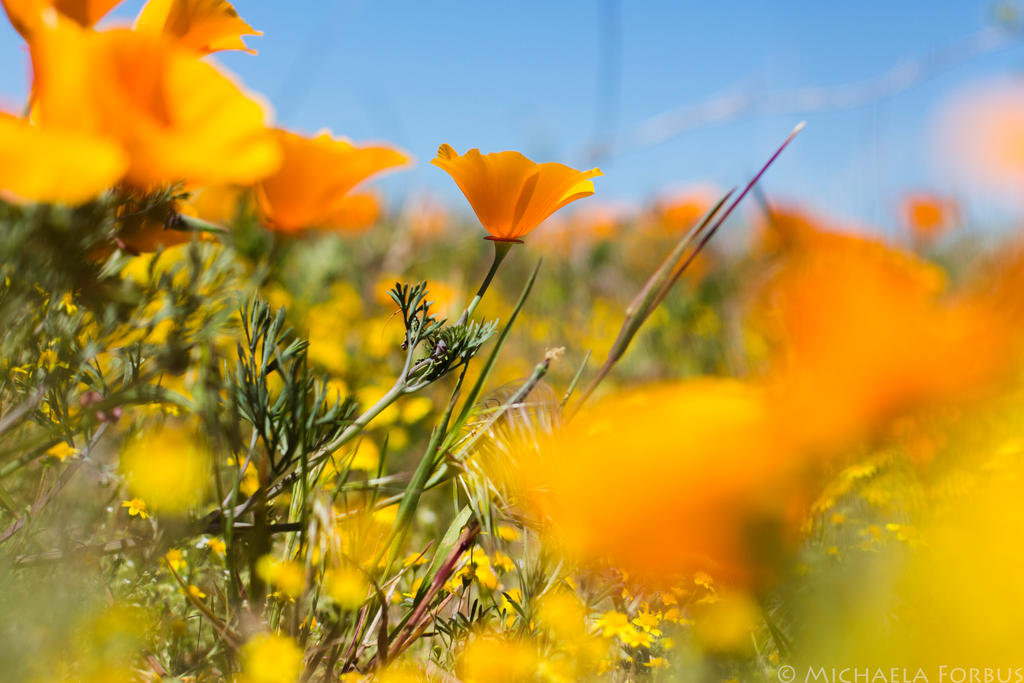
[938,80,1024,192]
[324,191,382,233]
[29,23,280,188]
[515,380,807,586]
[899,192,959,242]
[255,129,408,233]
[134,0,260,54]
[0,111,125,204]
[2,0,121,39]
[652,185,719,236]
[757,229,1010,451]
[431,144,601,241]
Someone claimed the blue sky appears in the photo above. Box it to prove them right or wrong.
[2,1,1023,232]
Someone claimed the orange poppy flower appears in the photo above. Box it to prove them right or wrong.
[255,129,408,233]
[323,191,382,233]
[900,192,959,242]
[134,0,260,55]
[757,229,1010,451]
[0,111,125,204]
[29,23,280,188]
[431,144,601,241]
[938,80,1024,192]
[514,380,806,586]
[2,0,121,39]
[652,185,719,236]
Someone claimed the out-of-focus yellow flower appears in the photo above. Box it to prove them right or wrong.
[900,192,958,242]
[45,441,77,462]
[255,129,408,232]
[324,564,369,609]
[204,536,226,556]
[457,636,538,683]
[30,23,280,188]
[120,497,149,519]
[335,438,379,473]
[594,611,631,639]
[374,662,430,683]
[691,590,760,653]
[239,633,303,683]
[119,424,209,514]
[431,143,601,241]
[2,0,121,39]
[256,555,306,599]
[0,111,126,204]
[536,590,588,641]
[134,0,260,55]
[448,550,500,591]
[184,584,205,600]
[164,548,186,572]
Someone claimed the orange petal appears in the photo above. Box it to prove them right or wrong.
[3,0,122,39]
[30,25,281,188]
[0,111,125,204]
[432,144,600,240]
[256,129,408,232]
[134,0,261,55]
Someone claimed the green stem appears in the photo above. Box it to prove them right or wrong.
[457,240,514,326]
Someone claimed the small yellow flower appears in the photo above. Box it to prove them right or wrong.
[645,657,670,669]
[256,555,305,599]
[164,548,186,573]
[121,498,150,519]
[594,611,631,638]
[185,584,206,600]
[491,550,515,573]
[204,536,227,557]
[618,627,654,649]
[633,608,662,636]
[46,441,77,462]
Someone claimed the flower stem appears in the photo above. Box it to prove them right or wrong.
[457,239,514,326]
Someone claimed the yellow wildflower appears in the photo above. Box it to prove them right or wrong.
[240,633,303,683]
[46,441,77,462]
[120,498,149,519]
[164,548,186,573]
[256,556,305,599]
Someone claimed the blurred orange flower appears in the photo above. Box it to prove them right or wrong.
[324,191,382,233]
[0,111,125,204]
[134,0,260,54]
[255,129,408,233]
[652,185,718,236]
[518,380,806,585]
[182,184,245,226]
[899,192,959,242]
[404,193,449,242]
[2,0,121,39]
[30,23,280,188]
[938,80,1024,192]
[758,229,1011,451]
[431,143,601,241]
